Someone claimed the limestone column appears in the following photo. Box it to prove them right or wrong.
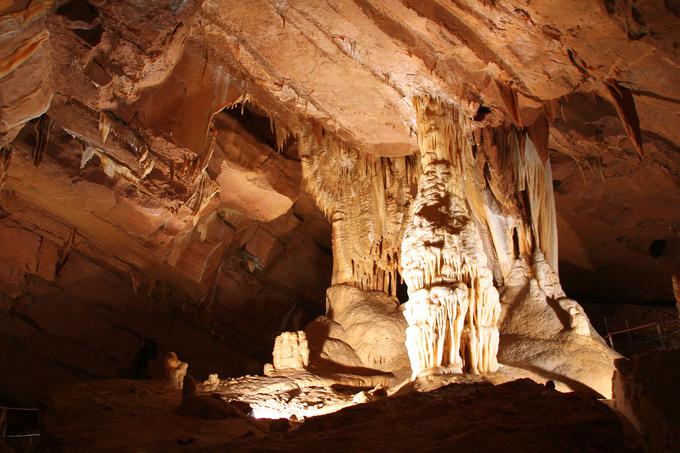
[401,96,500,376]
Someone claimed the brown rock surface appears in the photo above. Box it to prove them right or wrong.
[0,0,678,408]
[613,350,680,453]
[42,378,637,452]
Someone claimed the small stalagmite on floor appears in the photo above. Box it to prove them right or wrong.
[165,351,188,390]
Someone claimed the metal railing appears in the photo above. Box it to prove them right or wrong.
[0,406,41,442]
[603,318,680,352]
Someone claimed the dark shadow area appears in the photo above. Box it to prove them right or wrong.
[648,239,667,258]
[224,105,279,151]
[395,271,409,304]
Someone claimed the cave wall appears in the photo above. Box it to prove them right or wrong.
[1,0,679,401]
[0,182,331,404]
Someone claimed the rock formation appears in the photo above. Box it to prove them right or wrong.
[165,351,189,390]
[271,331,310,371]
[0,1,678,411]
[401,96,500,377]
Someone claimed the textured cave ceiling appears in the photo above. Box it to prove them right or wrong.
[0,1,679,402]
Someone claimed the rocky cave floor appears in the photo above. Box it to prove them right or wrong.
[37,378,639,453]
[3,301,679,453]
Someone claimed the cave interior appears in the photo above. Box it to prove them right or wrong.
[0,0,679,451]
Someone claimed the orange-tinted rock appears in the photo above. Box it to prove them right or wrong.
[0,0,679,410]
[0,2,52,146]
[209,112,301,221]
[264,231,331,304]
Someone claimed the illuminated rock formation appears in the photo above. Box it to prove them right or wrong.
[296,92,616,393]
[1,1,678,411]
[300,133,418,297]
[401,96,500,376]
[272,331,310,371]
[324,285,408,373]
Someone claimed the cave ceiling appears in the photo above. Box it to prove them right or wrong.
[1,0,679,304]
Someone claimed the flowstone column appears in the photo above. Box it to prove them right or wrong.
[401,97,500,376]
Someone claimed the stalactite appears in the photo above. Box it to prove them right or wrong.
[463,117,559,281]
[98,111,111,144]
[193,124,217,180]
[184,169,220,218]
[401,95,500,377]
[137,149,155,179]
[275,121,289,152]
[523,138,559,271]
[80,144,95,169]
[300,130,419,296]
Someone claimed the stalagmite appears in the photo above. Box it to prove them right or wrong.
[203,373,220,392]
[165,351,189,390]
[272,331,310,371]
[401,96,500,377]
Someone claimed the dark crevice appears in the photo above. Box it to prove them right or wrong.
[604,0,616,14]
[648,239,667,258]
[75,25,103,47]
[395,271,409,305]
[512,227,520,259]
[630,5,645,25]
[56,0,98,24]
[473,105,492,122]
[665,0,680,17]
[223,105,279,152]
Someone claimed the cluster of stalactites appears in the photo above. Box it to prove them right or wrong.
[464,124,559,279]
[299,131,419,296]
[299,133,418,219]
[349,254,402,297]
[401,96,500,376]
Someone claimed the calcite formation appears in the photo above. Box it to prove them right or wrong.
[300,133,418,297]
[165,351,189,390]
[271,331,310,371]
[401,97,500,376]
[323,285,408,373]
[293,90,617,391]
[1,0,678,408]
